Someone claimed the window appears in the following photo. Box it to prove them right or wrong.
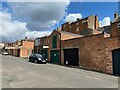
[35,39,39,46]
[77,27,79,31]
[43,38,45,45]
[48,40,49,43]
[76,22,79,25]
[117,22,120,28]
[69,25,72,31]
[82,20,86,23]
[52,35,57,48]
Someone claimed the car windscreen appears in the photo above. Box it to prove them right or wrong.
[35,54,43,58]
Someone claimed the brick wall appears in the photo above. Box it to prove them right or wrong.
[61,34,106,73]
[22,41,34,49]
[80,34,106,72]
[61,18,88,34]
[104,37,120,74]
[61,15,99,35]
[110,22,120,37]
[111,22,118,37]
[61,22,70,32]
[20,40,34,58]
[61,34,120,74]
[20,48,28,58]
[49,30,61,50]
[61,33,82,40]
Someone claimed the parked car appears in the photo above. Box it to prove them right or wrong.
[29,53,47,64]
[2,52,9,55]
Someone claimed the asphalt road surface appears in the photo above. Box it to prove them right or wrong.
[1,55,118,88]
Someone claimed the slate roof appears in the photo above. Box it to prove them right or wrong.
[97,26,111,34]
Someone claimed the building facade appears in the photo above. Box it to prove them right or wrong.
[61,13,120,75]
[61,15,99,35]
[5,37,34,58]
[34,29,84,64]
[34,12,120,76]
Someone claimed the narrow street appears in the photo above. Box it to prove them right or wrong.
[1,55,118,88]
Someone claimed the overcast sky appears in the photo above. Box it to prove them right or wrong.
[0,1,118,42]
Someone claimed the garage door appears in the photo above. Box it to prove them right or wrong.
[50,50,60,64]
[112,48,120,76]
[41,50,48,59]
[17,49,20,57]
[64,48,79,66]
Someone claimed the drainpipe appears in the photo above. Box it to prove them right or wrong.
[60,33,62,65]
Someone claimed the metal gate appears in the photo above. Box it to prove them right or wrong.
[64,48,79,66]
[112,48,120,76]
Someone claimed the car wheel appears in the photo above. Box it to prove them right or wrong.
[35,60,37,63]
[29,59,31,62]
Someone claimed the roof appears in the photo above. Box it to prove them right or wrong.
[97,25,111,34]
[104,32,110,38]
[57,30,84,37]
[112,16,120,23]
[63,15,95,25]
[93,30,102,35]
[63,33,103,41]
[21,39,34,42]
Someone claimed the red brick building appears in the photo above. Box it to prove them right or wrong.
[34,12,120,76]
[61,12,120,75]
[34,15,99,63]
[34,29,84,63]
[5,37,34,58]
[61,33,120,75]
[61,15,99,35]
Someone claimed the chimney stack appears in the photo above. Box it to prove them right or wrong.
[95,15,99,29]
[25,37,28,41]
[77,18,80,21]
[114,11,118,19]
[57,28,61,31]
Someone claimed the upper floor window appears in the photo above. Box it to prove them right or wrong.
[76,22,79,25]
[117,22,120,28]
[35,39,40,46]
[48,40,49,44]
[77,27,79,31]
[82,20,87,23]
[69,25,72,31]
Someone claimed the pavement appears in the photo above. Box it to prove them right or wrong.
[1,55,119,88]
[0,55,2,90]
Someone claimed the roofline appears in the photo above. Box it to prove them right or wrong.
[62,33,103,41]
[112,20,120,24]
[62,15,96,25]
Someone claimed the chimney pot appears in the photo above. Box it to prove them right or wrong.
[114,11,118,19]
[57,28,61,31]
[77,18,80,21]
[95,15,99,29]
[25,37,28,41]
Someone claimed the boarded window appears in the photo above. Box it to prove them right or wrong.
[52,35,57,48]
